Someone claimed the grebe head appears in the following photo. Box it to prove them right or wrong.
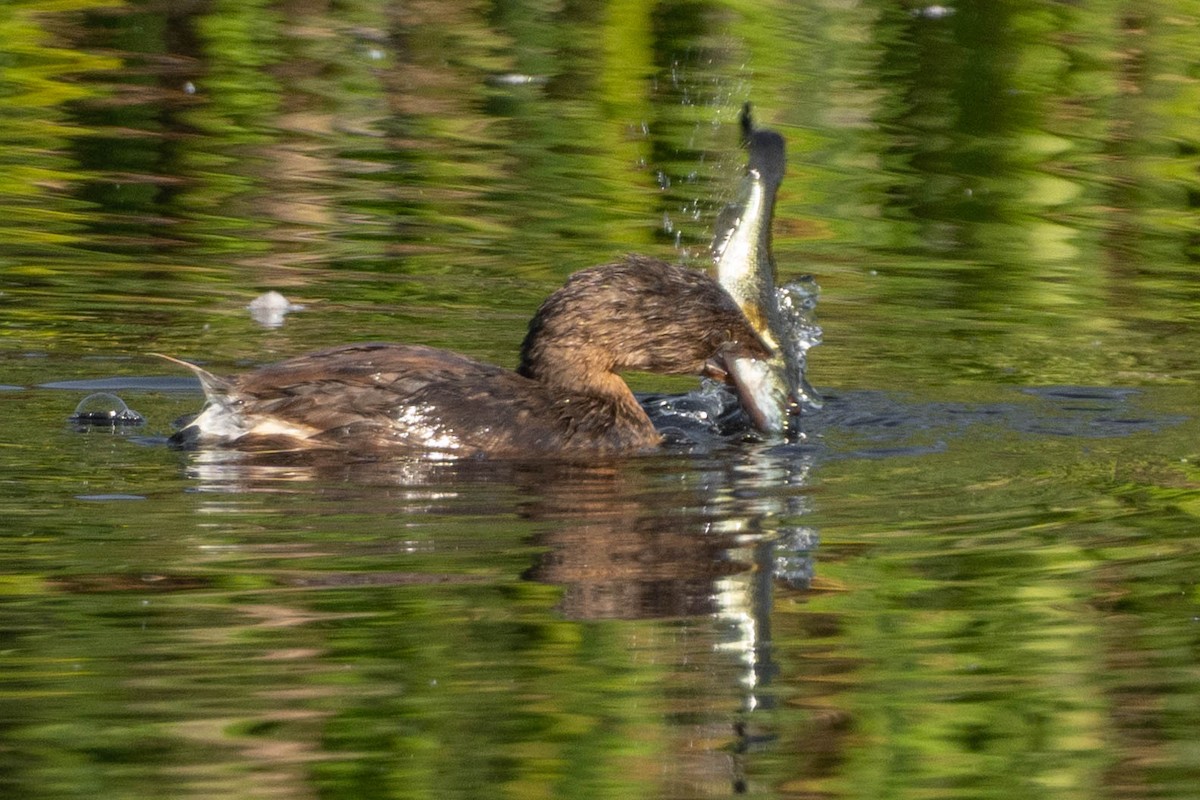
[518,256,771,388]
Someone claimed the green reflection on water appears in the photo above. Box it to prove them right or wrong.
[2,0,1200,799]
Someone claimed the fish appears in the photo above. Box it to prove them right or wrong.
[712,105,806,434]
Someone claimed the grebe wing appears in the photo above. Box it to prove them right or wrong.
[230,343,511,425]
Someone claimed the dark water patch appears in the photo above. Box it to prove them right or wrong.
[39,376,201,392]
[799,387,1189,461]
[74,493,147,502]
[1022,386,1141,402]
[1011,386,1187,439]
[126,435,175,448]
[48,573,213,594]
[841,442,949,460]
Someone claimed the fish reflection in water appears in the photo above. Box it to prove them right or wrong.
[713,105,823,436]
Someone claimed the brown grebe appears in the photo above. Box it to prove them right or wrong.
[162,255,771,458]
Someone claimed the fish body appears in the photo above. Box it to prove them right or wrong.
[712,110,804,434]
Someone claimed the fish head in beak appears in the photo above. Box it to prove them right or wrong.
[705,327,798,435]
[700,328,796,434]
[702,322,773,380]
[726,357,798,433]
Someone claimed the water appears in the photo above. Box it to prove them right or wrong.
[3,1,1200,798]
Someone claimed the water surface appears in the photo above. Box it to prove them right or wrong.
[2,2,1199,799]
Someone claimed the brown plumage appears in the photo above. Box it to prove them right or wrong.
[162,256,771,457]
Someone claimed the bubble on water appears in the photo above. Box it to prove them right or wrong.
[70,393,145,428]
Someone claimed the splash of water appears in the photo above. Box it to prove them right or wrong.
[776,276,823,411]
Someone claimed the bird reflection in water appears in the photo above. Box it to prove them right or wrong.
[182,446,819,796]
